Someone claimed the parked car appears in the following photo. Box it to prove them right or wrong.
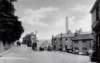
[39,47,44,51]
[73,49,79,54]
[90,50,97,62]
[47,46,52,51]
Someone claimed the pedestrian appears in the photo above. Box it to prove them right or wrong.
[17,41,21,46]
[88,49,93,55]
[32,42,37,50]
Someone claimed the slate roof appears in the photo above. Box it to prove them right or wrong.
[62,33,74,38]
[72,34,94,40]
[55,34,62,38]
[54,33,74,38]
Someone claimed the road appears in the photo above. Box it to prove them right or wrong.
[0,45,92,63]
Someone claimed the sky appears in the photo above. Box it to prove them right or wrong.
[14,0,96,40]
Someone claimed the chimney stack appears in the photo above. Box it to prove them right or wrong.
[66,17,69,33]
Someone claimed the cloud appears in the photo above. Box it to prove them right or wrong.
[69,14,92,32]
[77,14,92,32]
[19,7,60,40]
[66,4,92,32]
[21,7,59,21]
[20,7,59,28]
[24,7,59,17]
[70,4,90,13]
[53,17,66,33]
[17,1,94,40]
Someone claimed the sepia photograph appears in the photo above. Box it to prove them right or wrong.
[0,0,99,63]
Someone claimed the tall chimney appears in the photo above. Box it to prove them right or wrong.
[66,17,69,33]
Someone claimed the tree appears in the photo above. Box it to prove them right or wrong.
[0,0,24,45]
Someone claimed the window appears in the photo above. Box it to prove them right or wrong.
[96,2,99,20]
[74,41,78,43]
[75,47,79,50]
[82,40,86,43]
[60,38,62,41]
[82,47,87,50]
[66,38,67,41]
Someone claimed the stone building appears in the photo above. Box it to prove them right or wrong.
[23,32,37,47]
[90,0,100,62]
[62,31,74,52]
[52,31,74,52]
[52,33,64,51]
[52,30,94,55]
[23,34,31,46]
[30,33,37,44]
[72,33,94,55]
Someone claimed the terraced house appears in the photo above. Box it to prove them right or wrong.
[52,30,94,55]
[72,33,94,55]
[52,31,74,52]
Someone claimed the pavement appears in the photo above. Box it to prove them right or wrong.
[0,45,93,63]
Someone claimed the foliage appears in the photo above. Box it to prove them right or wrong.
[0,0,24,45]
